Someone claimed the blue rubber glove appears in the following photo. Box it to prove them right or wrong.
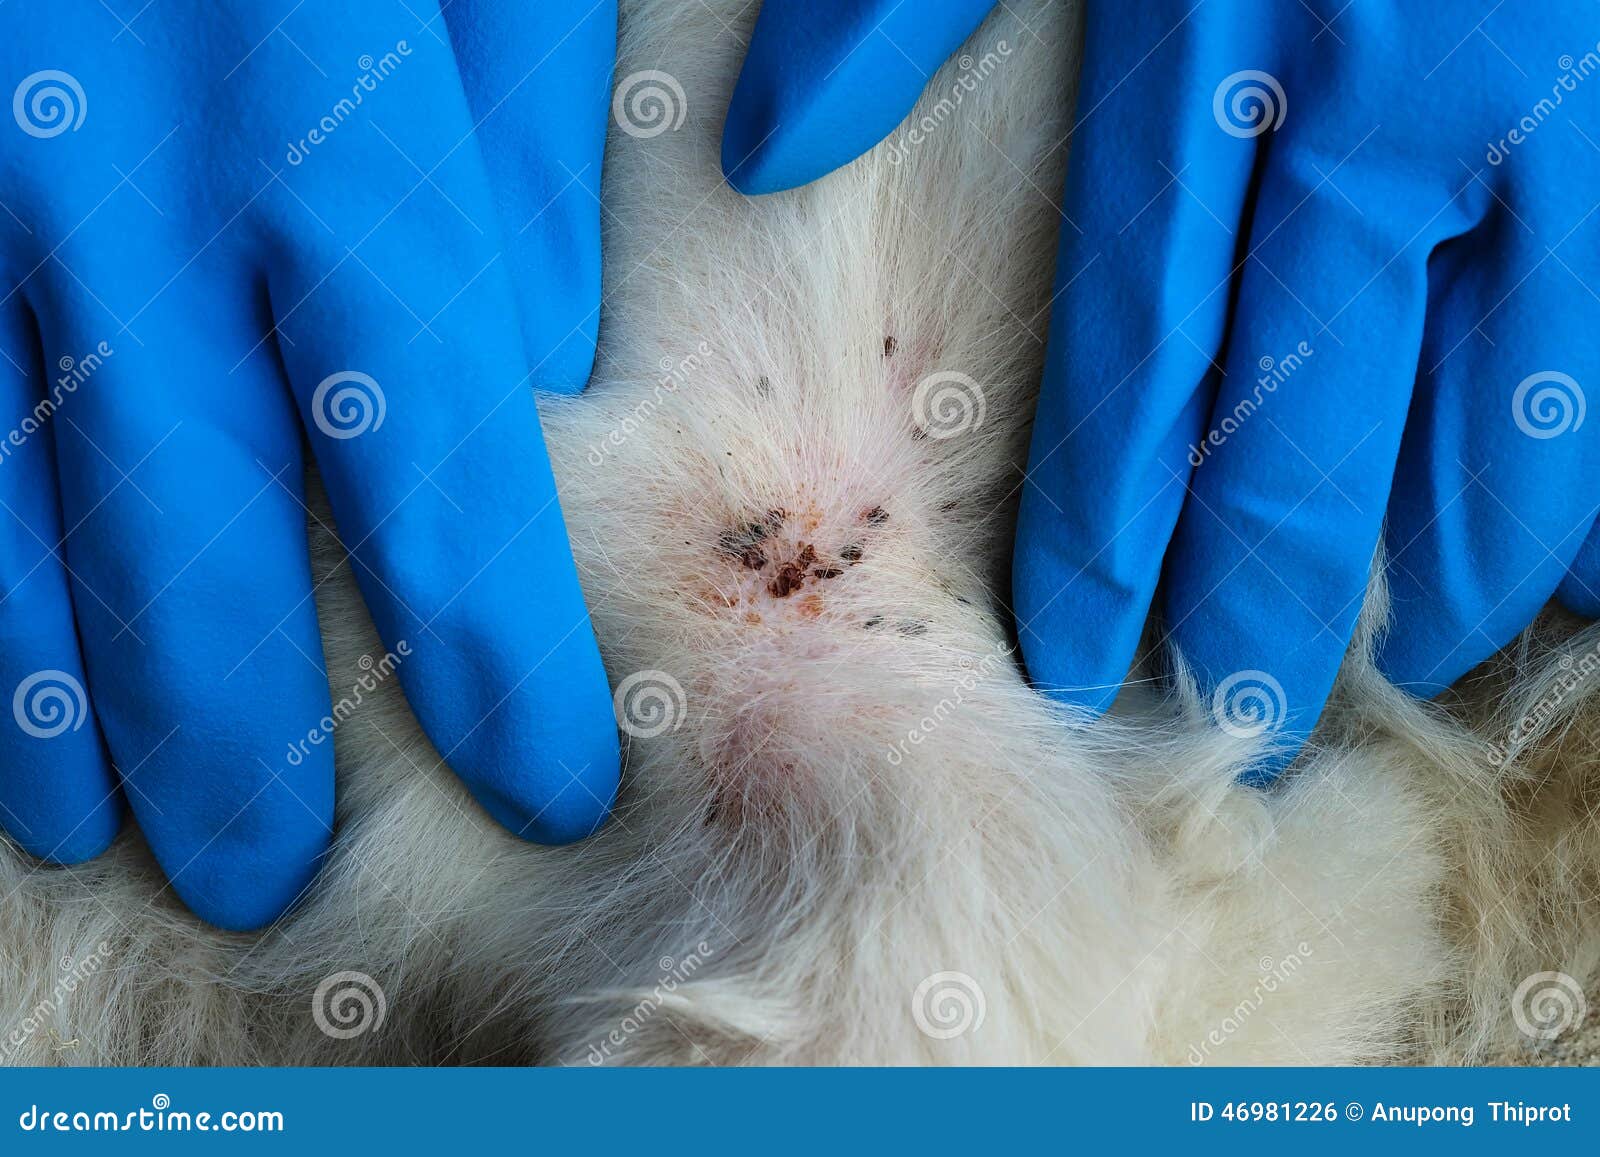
[723,0,1600,779]
[0,0,620,929]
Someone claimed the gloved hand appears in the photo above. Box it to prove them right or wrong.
[0,0,620,929]
[721,0,1600,778]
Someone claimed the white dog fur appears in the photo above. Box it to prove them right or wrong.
[2,0,1598,1066]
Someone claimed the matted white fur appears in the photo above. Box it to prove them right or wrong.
[2,0,1597,1066]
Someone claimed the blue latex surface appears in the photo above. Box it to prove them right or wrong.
[0,0,620,928]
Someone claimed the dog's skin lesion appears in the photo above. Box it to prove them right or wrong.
[766,543,816,598]
[711,502,887,611]
[716,522,770,570]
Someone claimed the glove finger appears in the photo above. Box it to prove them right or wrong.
[33,244,334,931]
[1013,6,1266,713]
[442,0,615,393]
[260,33,619,844]
[1558,518,1600,619]
[0,295,121,862]
[1162,160,1475,781]
[722,0,996,194]
[1381,200,1600,693]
